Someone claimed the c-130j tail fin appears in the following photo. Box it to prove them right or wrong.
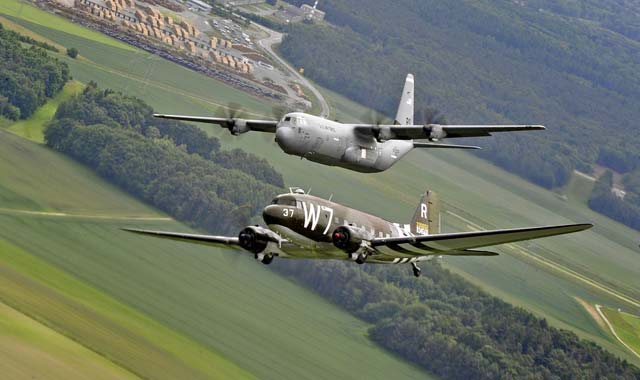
[410,190,440,235]
[394,74,414,125]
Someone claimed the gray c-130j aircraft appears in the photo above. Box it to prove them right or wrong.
[154,74,545,173]
[124,188,591,277]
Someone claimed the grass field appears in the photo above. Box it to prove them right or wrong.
[562,170,596,205]
[0,301,141,380]
[0,130,430,379]
[2,0,640,367]
[0,0,134,51]
[5,81,84,143]
[0,240,250,380]
[0,130,160,215]
[602,307,640,358]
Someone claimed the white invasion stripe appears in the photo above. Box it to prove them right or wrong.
[393,258,401,264]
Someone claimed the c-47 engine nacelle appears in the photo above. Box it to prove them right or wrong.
[238,225,281,253]
[331,225,373,253]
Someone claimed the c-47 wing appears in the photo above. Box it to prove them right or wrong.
[354,124,545,141]
[154,114,279,133]
[372,223,592,256]
[122,228,240,249]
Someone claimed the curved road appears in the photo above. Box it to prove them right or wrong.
[254,23,331,118]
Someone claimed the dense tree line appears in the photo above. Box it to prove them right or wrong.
[54,83,283,187]
[274,260,640,380]
[272,0,640,228]
[275,0,640,190]
[0,22,59,52]
[0,23,69,120]
[45,84,283,232]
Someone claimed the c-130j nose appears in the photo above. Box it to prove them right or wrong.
[275,126,299,154]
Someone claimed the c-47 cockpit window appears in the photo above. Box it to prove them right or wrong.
[284,116,291,122]
[283,198,296,206]
[272,197,296,206]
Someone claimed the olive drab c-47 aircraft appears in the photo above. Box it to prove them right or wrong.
[123,188,592,277]
[153,74,546,173]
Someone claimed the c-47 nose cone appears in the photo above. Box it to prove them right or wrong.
[262,205,281,225]
[275,126,297,154]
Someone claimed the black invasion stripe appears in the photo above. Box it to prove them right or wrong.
[409,242,435,251]
[386,244,413,254]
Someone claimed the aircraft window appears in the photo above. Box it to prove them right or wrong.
[296,201,302,208]
[272,198,296,206]
[284,116,291,122]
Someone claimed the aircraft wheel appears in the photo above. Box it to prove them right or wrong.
[355,253,367,265]
[261,254,274,265]
[411,262,421,277]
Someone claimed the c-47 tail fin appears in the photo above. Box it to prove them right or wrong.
[410,190,440,235]
[394,74,414,125]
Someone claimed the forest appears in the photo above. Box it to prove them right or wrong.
[273,0,640,229]
[45,83,282,233]
[274,260,640,380]
[0,22,69,120]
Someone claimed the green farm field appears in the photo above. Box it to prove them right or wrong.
[2,0,640,364]
[602,307,640,360]
[0,129,430,380]
[5,80,84,143]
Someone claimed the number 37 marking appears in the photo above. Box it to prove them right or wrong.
[283,208,295,217]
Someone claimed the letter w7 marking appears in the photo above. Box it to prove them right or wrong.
[302,202,321,231]
[302,202,334,234]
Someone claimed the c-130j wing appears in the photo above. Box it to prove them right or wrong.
[154,74,544,173]
[124,189,591,277]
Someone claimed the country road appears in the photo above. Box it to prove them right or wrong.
[596,304,640,360]
[254,23,331,118]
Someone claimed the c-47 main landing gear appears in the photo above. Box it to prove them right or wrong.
[255,253,274,265]
[411,262,421,277]
[348,252,368,264]
[355,253,367,264]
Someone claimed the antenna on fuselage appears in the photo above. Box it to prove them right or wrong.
[328,194,334,202]
[307,186,312,195]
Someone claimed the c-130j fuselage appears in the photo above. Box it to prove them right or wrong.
[154,74,545,173]
[273,113,415,172]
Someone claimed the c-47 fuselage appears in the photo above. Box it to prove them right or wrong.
[263,191,411,260]
[124,189,591,277]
